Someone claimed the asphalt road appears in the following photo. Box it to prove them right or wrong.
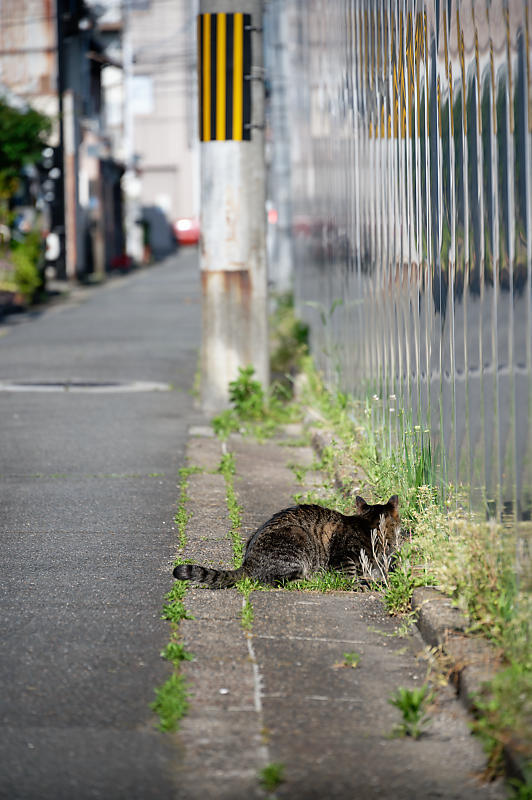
[0,251,202,800]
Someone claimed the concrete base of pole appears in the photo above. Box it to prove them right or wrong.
[200,267,268,413]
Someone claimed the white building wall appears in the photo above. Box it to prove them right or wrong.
[130,0,199,223]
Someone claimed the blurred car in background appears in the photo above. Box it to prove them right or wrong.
[173,217,200,246]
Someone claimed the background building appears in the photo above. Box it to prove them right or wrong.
[0,0,200,277]
[126,0,199,260]
[0,0,126,279]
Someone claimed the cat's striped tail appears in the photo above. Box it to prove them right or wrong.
[173,563,246,589]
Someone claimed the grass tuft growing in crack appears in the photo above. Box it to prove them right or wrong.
[218,451,244,567]
[161,641,194,663]
[258,761,285,793]
[236,577,264,631]
[161,580,194,624]
[174,466,203,550]
[152,467,198,733]
[152,580,194,731]
[241,598,254,630]
[342,651,361,668]
[151,672,189,733]
[218,453,261,629]
[284,569,359,592]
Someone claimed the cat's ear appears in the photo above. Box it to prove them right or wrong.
[355,496,368,510]
[387,495,399,517]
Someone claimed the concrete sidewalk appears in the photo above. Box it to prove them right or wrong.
[172,429,506,800]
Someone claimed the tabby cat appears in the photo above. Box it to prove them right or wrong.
[173,495,401,588]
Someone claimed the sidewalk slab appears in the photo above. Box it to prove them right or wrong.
[175,435,266,799]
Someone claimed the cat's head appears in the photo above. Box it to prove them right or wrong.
[355,495,401,543]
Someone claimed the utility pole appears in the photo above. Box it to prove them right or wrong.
[122,0,143,266]
[198,0,268,413]
[56,0,79,281]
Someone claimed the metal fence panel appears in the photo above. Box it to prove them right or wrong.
[288,0,532,520]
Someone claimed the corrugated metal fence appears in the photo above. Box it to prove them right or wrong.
[287,0,532,520]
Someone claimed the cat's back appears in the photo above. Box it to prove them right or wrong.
[262,503,343,531]
[245,503,344,550]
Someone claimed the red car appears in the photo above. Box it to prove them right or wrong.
[174,217,200,246]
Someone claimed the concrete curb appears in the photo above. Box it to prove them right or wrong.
[411,587,529,786]
[411,586,498,712]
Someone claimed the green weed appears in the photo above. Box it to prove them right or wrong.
[236,576,264,594]
[289,463,307,484]
[270,291,309,381]
[284,569,358,592]
[508,777,532,799]
[151,672,189,732]
[341,651,360,668]
[258,762,285,792]
[218,450,236,476]
[241,598,254,631]
[236,577,263,630]
[161,598,194,624]
[211,366,265,440]
[229,365,266,419]
[212,409,240,440]
[389,684,433,739]
[470,661,532,778]
[153,465,196,735]
[160,641,194,664]
[175,466,203,549]
[218,451,244,566]
[211,365,301,441]
[382,543,436,615]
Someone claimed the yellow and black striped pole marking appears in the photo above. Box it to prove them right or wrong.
[198,12,252,141]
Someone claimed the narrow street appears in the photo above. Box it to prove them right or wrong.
[0,252,202,799]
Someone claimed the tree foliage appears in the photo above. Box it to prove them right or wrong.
[0,98,52,198]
